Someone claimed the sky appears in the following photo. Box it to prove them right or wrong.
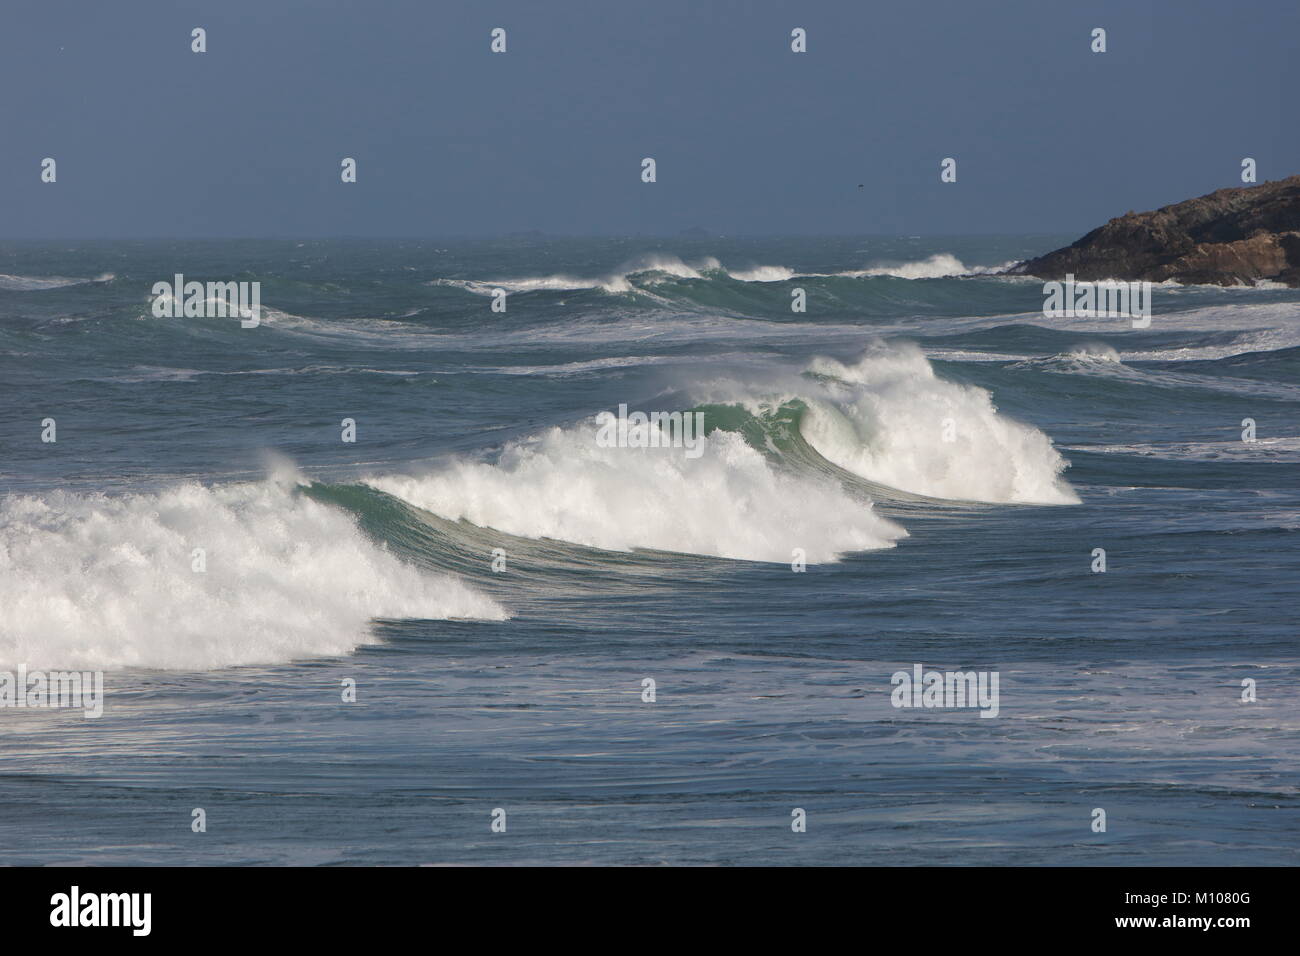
[1,0,1296,238]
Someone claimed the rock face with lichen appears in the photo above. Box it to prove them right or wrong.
[1007,176,1300,287]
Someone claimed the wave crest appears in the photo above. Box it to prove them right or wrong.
[366,426,906,564]
[801,344,1079,504]
[0,482,505,671]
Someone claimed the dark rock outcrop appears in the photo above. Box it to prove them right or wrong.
[1007,176,1300,287]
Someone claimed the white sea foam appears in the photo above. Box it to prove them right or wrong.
[1007,344,1131,374]
[366,426,906,564]
[727,264,797,282]
[0,482,506,671]
[799,343,1080,504]
[843,255,1019,280]
[853,253,970,279]
[442,252,1023,292]
[1119,324,1300,362]
[442,253,719,296]
[1064,342,1122,362]
[443,274,632,295]
[1007,345,1300,400]
[134,280,1297,368]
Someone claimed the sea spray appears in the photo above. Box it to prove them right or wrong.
[365,423,906,563]
[800,345,1079,504]
[0,481,506,671]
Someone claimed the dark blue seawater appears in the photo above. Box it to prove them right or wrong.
[0,237,1297,865]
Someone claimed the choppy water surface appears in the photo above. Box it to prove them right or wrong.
[1,237,1296,864]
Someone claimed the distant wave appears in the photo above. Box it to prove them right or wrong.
[828,254,1025,279]
[115,281,1300,371]
[849,253,972,279]
[435,253,713,295]
[1119,324,1300,362]
[1067,437,1300,463]
[726,264,797,282]
[1007,344,1300,401]
[1007,342,1124,372]
[0,272,114,291]
[438,252,1023,296]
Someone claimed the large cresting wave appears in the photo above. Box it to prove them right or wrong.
[366,427,908,564]
[799,344,1080,504]
[0,481,506,671]
[365,342,1077,563]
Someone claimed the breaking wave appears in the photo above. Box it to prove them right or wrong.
[438,252,1021,297]
[0,481,506,671]
[364,342,1077,565]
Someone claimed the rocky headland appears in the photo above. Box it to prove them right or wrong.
[1007,176,1300,287]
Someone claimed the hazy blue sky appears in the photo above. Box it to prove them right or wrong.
[2,0,1296,238]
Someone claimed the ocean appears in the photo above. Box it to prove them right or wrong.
[0,236,1296,865]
